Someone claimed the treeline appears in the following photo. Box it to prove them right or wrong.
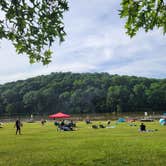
[0,72,166,115]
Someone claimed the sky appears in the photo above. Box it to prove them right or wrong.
[0,0,166,84]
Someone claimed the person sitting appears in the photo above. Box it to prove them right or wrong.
[61,126,71,131]
[140,123,146,132]
[107,120,111,126]
[54,121,59,126]
[61,120,65,126]
[67,120,76,128]
[129,122,137,126]
[99,124,105,128]
[41,119,46,126]
[85,119,91,124]
[58,124,74,131]
[57,121,75,131]
[92,125,98,129]
[57,120,65,131]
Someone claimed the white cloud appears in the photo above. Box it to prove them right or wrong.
[107,55,166,78]
[0,0,165,84]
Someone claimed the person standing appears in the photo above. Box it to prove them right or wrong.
[14,118,22,135]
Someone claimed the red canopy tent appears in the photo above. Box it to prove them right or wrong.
[48,112,71,119]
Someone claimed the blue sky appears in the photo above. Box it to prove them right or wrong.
[0,0,166,84]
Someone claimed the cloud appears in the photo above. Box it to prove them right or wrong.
[106,55,166,78]
[0,0,165,84]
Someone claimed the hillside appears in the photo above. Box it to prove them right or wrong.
[0,72,166,115]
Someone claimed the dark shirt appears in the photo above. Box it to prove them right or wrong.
[16,120,21,128]
[61,121,65,126]
[140,124,146,131]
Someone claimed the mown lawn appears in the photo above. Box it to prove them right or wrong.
[0,121,166,166]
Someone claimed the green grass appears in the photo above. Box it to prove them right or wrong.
[0,121,166,166]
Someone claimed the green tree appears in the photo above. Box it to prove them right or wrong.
[0,73,165,115]
[23,90,39,113]
[5,103,15,114]
[0,0,68,64]
[59,91,71,113]
[146,82,166,110]
[133,84,147,106]
[120,0,166,37]
[107,86,130,113]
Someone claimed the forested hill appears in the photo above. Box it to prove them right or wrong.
[0,72,166,115]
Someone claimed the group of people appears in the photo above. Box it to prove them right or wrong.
[139,123,158,132]
[13,118,77,134]
[54,120,76,131]
[92,120,111,129]
[90,120,147,131]
[12,118,156,134]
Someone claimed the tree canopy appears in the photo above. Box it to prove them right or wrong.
[120,0,166,37]
[0,0,68,64]
[0,0,165,64]
[0,73,165,116]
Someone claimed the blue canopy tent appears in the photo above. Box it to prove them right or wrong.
[117,118,126,123]
[159,119,166,125]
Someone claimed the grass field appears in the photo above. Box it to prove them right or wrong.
[0,121,166,166]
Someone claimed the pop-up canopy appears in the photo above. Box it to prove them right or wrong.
[117,118,126,122]
[159,118,166,125]
[49,112,71,119]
